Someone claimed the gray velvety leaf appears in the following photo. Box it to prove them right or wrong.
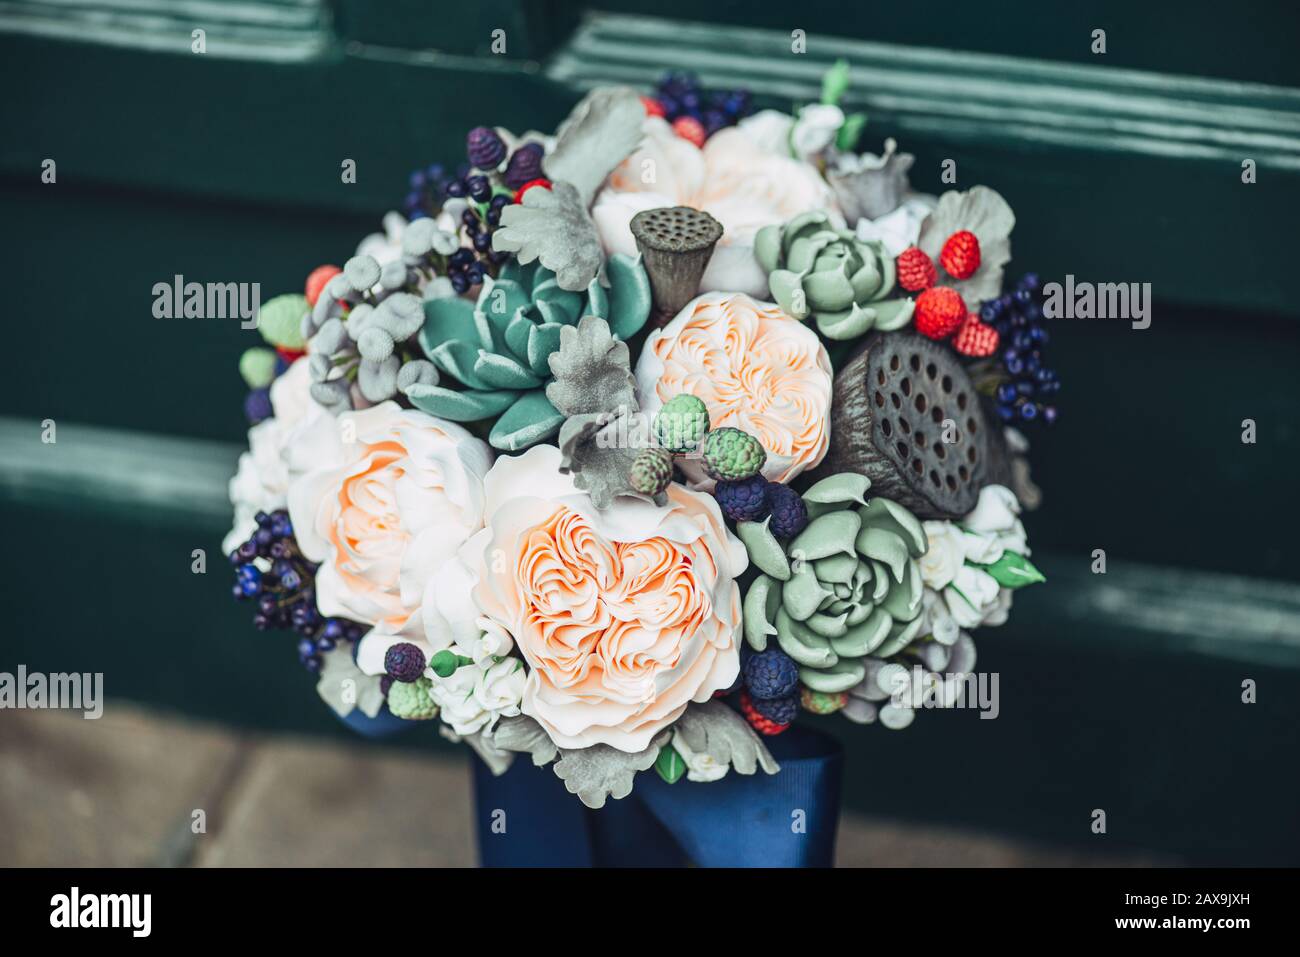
[449,727,516,776]
[917,185,1015,303]
[491,714,559,767]
[543,86,646,207]
[551,730,671,809]
[557,412,643,509]
[672,700,781,776]
[827,137,915,222]
[493,181,605,292]
[545,315,637,416]
[315,645,385,719]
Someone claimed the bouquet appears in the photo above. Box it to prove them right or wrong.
[225,67,1052,809]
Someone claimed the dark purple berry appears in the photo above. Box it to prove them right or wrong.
[466,174,491,202]
[751,693,798,724]
[767,483,809,539]
[713,475,770,523]
[466,126,507,170]
[743,649,799,700]
[502,142,545,190]
[244,388,272,424]
[384,642,427,682]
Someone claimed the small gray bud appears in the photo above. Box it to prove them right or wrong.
[357,355,400,402]
[357,326,395,362]
[313,317,348,356]
[398,359,438,392]
[343,255,381,292]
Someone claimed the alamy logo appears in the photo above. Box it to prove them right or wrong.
[50,887,151,937]
[0,665,102,719]
[152,274,260,329]
[1042,274,1151,329]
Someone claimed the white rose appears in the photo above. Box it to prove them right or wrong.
[963,485,1021,535]
[919,521,965,590]
[943,565,1002,628]
[670,732,729,782]
[790,104,844,160]
[428,654,526,737]
[737,109,794,156]
[959,529,1004,565]
[854,197,935,256]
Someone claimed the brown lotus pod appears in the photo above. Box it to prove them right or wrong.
[814,331,1012,520]
[629,206,723,328]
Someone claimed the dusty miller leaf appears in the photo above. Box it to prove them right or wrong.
[490,714,559,767]
[493,181,605,292]
[315,646,385,719]
[544,86,646,207]
[551,730,671,809]
[673,701,781,776]
[545,315,636,416]
[557,412,645,509]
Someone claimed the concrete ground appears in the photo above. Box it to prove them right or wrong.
[0,703,1168,867]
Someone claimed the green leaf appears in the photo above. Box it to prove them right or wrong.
[473,352,543,390]
[488,390,564,451]
[836,112,868,151]
[769,269,809,319]
[605,253,652,340]
[527,322,565,377]
[404,383,520,422]
[585,276,609,321]
[979,551,1046,589]
[820,58,851,106]
[419,297,478,358]
[654,745,686,784]
[531,277,585,325]
[428,339,490,390]
[504,310,535,364]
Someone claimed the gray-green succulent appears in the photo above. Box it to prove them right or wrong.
[754,210,914,341]
[737,472,928,693]
[409,254,651,451]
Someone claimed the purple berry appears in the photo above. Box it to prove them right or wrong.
[384,642,427,682]
[743,649,799,700]
[466,126,507,170]
[502,142,545,190]
[766,483,809,539]
[244,388,272,424]
[751,693,798,724]
[713,475,770,523]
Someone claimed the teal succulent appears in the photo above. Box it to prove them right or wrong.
[408,254,651,451]
[754,210,914,341]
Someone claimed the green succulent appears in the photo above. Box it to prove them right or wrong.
[653,394,710,453]
[387,677,438,720]
[754,210,914,341]
[737,473,928,693]
[701,427,765,481]
[408,253,651,451]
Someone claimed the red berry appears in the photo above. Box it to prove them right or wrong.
[276,346,305,364]
[939,230,981,280]
[896,246,937,292]
[913,286,968,340]
[671,116,706,148]
[513,178,551,204]
[305,265,341,307]
[740,690,790,736]
[641,96,666,118]
[952,313,1000,357]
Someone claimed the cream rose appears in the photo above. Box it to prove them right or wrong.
[919,520,965,590]
[287,401,493,673]
[437,444,747,753]
[224,359,332,554]
[634,292,834,486]
[592,118,841,297]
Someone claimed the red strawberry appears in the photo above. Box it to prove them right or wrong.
[952,313,1000,357]
[740,690,790,736]
[671,115,706,148]
[305,264,341,307]
[896,246,937,292]
[913,286,967,340]
[940,230,981,280]
[513,178,551,204]
[641,96,666,118]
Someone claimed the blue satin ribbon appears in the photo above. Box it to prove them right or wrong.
[473,725,844,868]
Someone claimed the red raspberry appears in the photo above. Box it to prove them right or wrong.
[896,246,937,292]
[641,96,666,118]
[276,346,305,363]
[513,178,551,204]
[304,265,341,307]
[740,690,790,736]
[952,313,1000,357]
[939,230,981,280]
[672,116,707,148]
[913,286,968,340]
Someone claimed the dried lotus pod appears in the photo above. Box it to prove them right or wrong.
[815,331,1011,519]
[629,206,723,327]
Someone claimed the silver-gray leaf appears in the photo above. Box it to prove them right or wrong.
[672,700,780,776]
[490,714,559,767]
[315,645,385,719]
[544,86,646,207]
[550,730,671,809]
[493,181,604,292]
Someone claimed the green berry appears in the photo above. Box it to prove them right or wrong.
[800,687,847,715]
[387,676,437,720]
[238,347,278,389]
[629,447,674,495]
[653,394,710,453]
[257,293,308,350]
[701,427,766,481]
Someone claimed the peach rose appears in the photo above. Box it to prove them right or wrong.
[288,401,493,673]
[634,292,834,485]
[437,444,747,752]
[592,118,842,297]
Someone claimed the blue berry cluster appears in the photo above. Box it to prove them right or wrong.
[979,273,1060,426]
[230,509,364,672]
[652,71,753,137]
[743,649,800,724]
[242,354,291,425]
[713,476,809,538]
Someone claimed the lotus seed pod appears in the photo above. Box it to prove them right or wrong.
[343,255,381,293]
[238,347,278,389]
[653,394,710,453]
[800,687,848,714]
[630,206,724,327]
[701,427,766,481]
[312,317,348,357]
[357,355,400,402]
[380,292,423,340]
[629,447,674,495]
[397,359,438,392]
[379,260,408,291]
[357,327,395,362]
[386,676,437,720]
[256,294,308,350]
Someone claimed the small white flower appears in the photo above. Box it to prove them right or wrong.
[737,109,795,156]
[962,485,1021,535]
[790,104,845,160]
[853,197,933,257]
[919,521,965,590]
[428,654,525,737]
[943,565,1001,628]
[670,732,729,782]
